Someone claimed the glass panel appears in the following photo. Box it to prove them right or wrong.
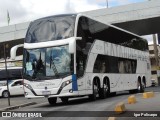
[93,54,137,74]
[78,16,148,51]
[25,15,76,43]
[24,45,72,80]
[46,45,71,77]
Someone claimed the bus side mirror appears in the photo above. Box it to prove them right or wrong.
[10,44,24,60]
[69,39,76,54]
[75,37,82,41]
[69,37,82,54]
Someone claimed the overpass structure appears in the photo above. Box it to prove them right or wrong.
[82,0,160,35]
[0,0,160,58]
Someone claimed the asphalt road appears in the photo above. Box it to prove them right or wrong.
[0,95,47,109]
[1,86,160,120]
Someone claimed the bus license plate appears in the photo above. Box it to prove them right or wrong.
[42,91,51,95]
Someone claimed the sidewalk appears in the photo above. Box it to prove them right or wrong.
[0,96,47,111]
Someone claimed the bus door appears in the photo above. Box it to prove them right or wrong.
[76,51,86,95]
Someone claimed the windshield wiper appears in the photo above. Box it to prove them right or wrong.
[50,52,59,77]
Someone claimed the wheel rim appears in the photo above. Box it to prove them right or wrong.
[142,84,145,91]
[138,85,141,91]
[94,85,98,97]
[3,92,8,98]
[104,84,108,92]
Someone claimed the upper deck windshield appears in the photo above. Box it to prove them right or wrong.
[23,45,73,80]
[25,14,76,43]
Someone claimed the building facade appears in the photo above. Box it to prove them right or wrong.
[149,44,160,84]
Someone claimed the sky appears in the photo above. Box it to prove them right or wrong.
[0,0,154,44]
[0,0,148,27]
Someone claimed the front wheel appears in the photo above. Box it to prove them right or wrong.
[2,91,10,98]
[48,97,57,105]
[60,97,69,104]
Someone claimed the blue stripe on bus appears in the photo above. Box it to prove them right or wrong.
[72,74,78,91]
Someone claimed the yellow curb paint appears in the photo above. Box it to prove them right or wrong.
[128,95,136,104]
[108,117,117,120]
[115,102,126,114]
[143,92,154,98]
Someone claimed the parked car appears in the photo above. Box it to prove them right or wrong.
[0,79,24,98]
[0,67,24,97]
[151,79,156,87]
[0,67,23,98]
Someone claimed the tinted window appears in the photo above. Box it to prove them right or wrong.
[0,68,22,81]
[149,50,154,54]
[93,55,137,74]
[78,16,148,51]
[12,81,23,86]
[76,17,90,78]
[151,71,157,75]
[76,51,87,77]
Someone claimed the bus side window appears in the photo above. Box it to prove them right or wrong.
[76,51,86,77]
[93,55,108,73]
[76,17,89,78]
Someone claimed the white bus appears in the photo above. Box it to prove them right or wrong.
[23,14,151,105]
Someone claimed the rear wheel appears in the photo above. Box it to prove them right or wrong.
[2,91,9,98]
[110,92,116,96]
[89,82,98,101]
[137,81,145,93]
[60,97,69,104]
[143,77,146,88]
[129,89,137,94]
[99,82,109,99]
[48,97,57,105]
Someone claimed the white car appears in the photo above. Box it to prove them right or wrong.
[0,79,24,98]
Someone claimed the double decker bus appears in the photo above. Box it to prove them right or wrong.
[22,14,151,105]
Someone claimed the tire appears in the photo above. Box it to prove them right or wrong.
[143,82,146,88]
[140,83,145,93]
[60,97,69,104]
[99,82,109,99]
[110,92,116,96]
[2,91,9,98]
[48,97,57,105]
[89,82,98,101]
[137,81,145,93]
[129,89,137,94]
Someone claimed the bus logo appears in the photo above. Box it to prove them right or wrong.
[2,112,11,117]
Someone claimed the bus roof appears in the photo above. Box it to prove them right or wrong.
[27,13,147,43]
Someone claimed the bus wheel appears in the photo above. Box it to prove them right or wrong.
[2,91,10,98]
[60,97,69,104]
[110,92,116,96]
[48,97,57,105]
[99,83,108,99]
[137,81,145,93]
[129,89,137,94]
[89,82,98,101]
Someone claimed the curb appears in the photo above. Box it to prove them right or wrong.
[0,102,37,111]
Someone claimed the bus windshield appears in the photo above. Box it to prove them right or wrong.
[25,15,76,43]
[23,45,73,80]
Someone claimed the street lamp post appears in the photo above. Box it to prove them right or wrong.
[3,43,10,106]
[106,0,108,8]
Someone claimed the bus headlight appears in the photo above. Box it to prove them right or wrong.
[24,83,33,90]
[61,80,72,88]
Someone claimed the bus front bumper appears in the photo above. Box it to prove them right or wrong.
[24,87,79,99]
